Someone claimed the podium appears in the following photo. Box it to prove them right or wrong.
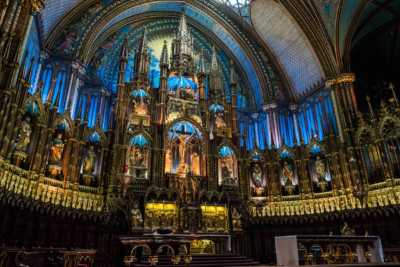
[275,235,384,266]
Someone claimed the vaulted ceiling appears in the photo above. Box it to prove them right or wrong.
[38,0,367,103]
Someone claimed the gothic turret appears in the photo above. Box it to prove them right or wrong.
[209,47,224,102]
[171,14,194,74]
[118,38,129,84]
[134,28,149,82]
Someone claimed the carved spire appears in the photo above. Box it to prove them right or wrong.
[170,14,194,74]
[118,38,129,84]
[198,49,206,75]
[178,14,189,38]
[134,27,149,81]
[160,40,169,67]
[209,47,224,100]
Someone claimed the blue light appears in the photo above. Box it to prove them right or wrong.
[88,131,101,144]
[130,134,149,147]
[167,75,198,91]
[131,88,149,98]
[209,103,224,112]
[219,146,234,157]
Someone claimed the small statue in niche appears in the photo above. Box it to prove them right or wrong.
[47,133,65,178]
[251,163,265,196]
[315,156,328,181]
[232,208,242,231]
[281,161,295,186]
[82,145,96,186]
[14,117,32,153]
[221,159,232,179]
[130,203,143,231]
[215,112,227,129]
[133,98,148,116]
[12,117,32,166]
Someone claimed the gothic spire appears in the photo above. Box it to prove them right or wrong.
[198,49,206,75]
[178,14,189,38]
[160,40,169,67]
[211,46,219,73]
[118,38,129,84]
[135,28,149,81]
[209,47,224,100]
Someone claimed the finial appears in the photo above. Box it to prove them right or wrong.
[120,38,129,62]
[198,49,206,74]
[211,46,219,72]
[178,13,189,37]
[160,40,169,66]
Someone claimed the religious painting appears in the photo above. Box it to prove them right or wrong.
[279,148,299,195]
[308,143,332,192]
[126,134,150,179]
[218,146,238,186]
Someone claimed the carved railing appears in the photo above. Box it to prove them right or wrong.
[249,181,400,217]
[0,158,104,212]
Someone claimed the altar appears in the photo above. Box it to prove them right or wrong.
[120,233,232,266]
[275,235,384,266]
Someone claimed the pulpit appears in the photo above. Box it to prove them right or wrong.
[275,235,384,266]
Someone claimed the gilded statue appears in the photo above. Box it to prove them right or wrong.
[83,146,96,175]
[315,156,327,182]
[49,133,65,164]
[252,163,264,196]
[14,117,32,153]
[133,98,148,116]
[130,204,143,231]
[215,112,227,129]
[281,161,295,186]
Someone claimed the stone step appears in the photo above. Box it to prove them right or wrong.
[133,254,262,267]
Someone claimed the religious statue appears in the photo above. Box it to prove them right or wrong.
[190,151,200,176]
[315,156,327,182]
[130,203,143,231]
[221,160,232,179]
[281,161,295,186]
[251,163,265,197]
[12,117,32,166]
[177,134,189,174]
[47,133,65,178]
[232,208,242,231]
[215,112,227,129]
[165,149,173,173]
[83,146,96,175]
[49,133,65,164]
[82,145,96,186]
[14,117,32,153]
[133,98,148,116]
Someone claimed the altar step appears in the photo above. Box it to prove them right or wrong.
[134,254,262,267]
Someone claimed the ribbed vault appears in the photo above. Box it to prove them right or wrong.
[250,0,326,96]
